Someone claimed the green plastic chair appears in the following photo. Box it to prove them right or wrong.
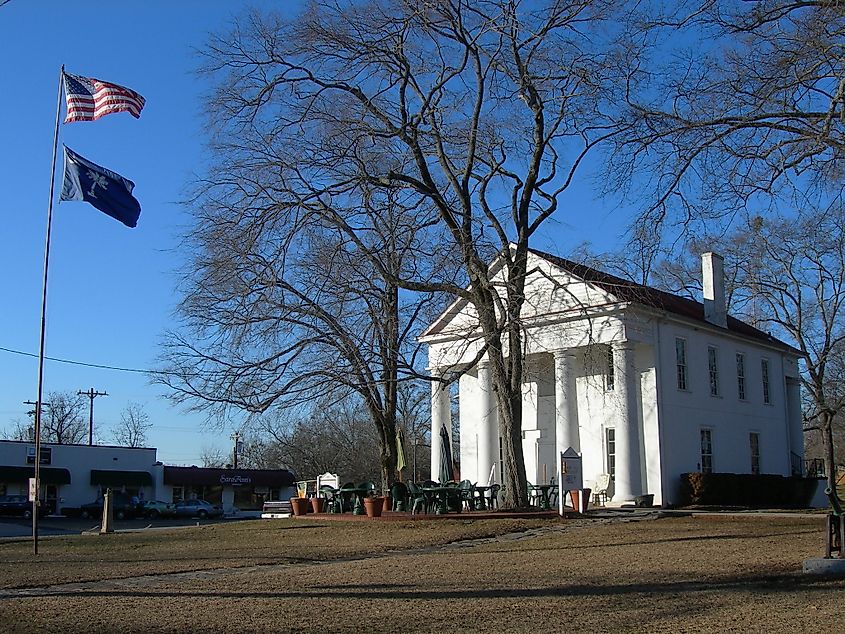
[390,482,408,511]
[458,480,476,511]
[358,481,377,495]
[338,482,357,512]
[407,482,428,514]
[320,485,341,513]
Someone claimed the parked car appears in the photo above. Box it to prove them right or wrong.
[0,495,47,519]
[173,499,224,519]
[80,493,139,520]
[137,500,176,519]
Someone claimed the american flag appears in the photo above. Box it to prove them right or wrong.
[63,72,145,123]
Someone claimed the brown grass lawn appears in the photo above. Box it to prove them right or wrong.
[0,514,843,633]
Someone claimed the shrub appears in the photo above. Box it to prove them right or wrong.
[679,473,817,508]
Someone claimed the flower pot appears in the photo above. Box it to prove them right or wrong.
[290,497,309,517]
[310,497,326,514]
[363,496,384,518]
[568,489,591,513]
[382,495,392,513]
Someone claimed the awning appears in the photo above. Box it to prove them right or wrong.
[0,466,71,485]
[163,466,296,488]
[90,469,153,487]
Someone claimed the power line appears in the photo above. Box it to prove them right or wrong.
[0,345,174,375]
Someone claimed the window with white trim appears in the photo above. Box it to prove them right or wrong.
[761,358,771,404]
[736,352,746,400]
[605,346,615,391]
[749,432,761,475]
[708,346,720,396]
[605,428,616,480]
[676,338,688,390]
[700,428,713,474]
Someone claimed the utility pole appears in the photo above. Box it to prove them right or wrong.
[231,431,242,470]
[23,400,46,441]
[77,388,107,446]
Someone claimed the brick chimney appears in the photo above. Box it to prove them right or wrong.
[702,252,727,328]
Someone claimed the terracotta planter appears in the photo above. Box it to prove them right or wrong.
[363,496,384,518]
[382,495,392,513]
[290,497,309,517]
[310,497,326,514]
[568,489,591,513]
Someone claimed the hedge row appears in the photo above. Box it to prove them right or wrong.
[679,472,818,508]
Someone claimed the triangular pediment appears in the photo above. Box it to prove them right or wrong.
[419,249,618,340]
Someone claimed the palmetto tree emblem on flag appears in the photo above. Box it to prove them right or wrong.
[85,169,109,198]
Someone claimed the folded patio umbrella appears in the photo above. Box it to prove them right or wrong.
[396,429,407,481]
[439,423,454,484]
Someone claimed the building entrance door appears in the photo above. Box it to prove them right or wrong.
[44,484,58,516]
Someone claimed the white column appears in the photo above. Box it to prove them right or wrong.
[554,350,580,463]
[430,372,450,482]
[477,360,496,484]
[614,341,642,502]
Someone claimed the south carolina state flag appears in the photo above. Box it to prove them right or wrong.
[60,146,141,228]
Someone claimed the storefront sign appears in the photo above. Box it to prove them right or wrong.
[26,446,52,465]
[219,474,252,486]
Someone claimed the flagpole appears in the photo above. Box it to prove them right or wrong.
[32,65,64,556]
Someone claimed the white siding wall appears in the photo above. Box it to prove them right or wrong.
[0,441,158,511]
[656,322,792,505]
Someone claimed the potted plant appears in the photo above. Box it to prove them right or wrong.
[363,495,384,518]
[290,497,309,517]
[309,496,326,514]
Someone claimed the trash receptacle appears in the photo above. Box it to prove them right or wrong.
[634,494,654,508]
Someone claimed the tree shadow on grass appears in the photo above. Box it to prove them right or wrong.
[4,570,842,602]
[480,527,820,553]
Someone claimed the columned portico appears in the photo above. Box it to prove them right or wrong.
[430,372,450,481]
[613,341,643,502]
[554,350,580,460]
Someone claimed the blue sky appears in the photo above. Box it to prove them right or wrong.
[0,1,630,465]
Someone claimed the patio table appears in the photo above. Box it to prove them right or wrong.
[421,486,452,514]
[473,485,492,510]
[528,483,557,511]
[339,486,368,515]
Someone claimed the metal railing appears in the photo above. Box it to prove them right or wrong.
[805,458,826,478]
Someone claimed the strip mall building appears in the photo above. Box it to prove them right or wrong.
[0,440,296,515]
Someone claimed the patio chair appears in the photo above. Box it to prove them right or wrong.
[458,480,475,511]
[548,477,559,507]
[320,485,342,513]
[358,481,377,495]
[390,482,409,512]
[338,482,357,512]
[486,484,500,510]
[592,474,611,506]
[407,482,428,514]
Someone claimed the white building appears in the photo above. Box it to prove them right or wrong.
[0,440,296,515]
[420,248,804,507]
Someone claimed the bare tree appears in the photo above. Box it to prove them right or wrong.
[111,402,152,448]
[191,0,630,508]
[25,392,87,445]
[199,445,228,468]
[3,418,34,441]
[608,1,845,238]
[246,397,382,483]
[160,180,440,491]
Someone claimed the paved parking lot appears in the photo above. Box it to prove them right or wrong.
[0,515,233,539]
